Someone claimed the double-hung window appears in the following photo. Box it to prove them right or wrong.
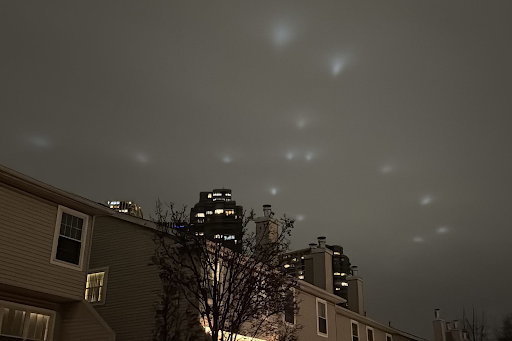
[85,269,108,304]
[351,320,359,341]
[50,206,89,270]
[316,298,328,337]
[386,333,393,341]
[367,326,375,341]
[0,300,55,341]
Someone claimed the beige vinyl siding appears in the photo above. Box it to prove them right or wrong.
[60,301,115,341]
[90,216,162,341]
[0,185,89,300]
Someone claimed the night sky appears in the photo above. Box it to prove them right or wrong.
[1,1,511,338]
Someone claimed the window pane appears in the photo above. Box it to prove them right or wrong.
[1,308,26,337]
[352,323,359,336]
[56,236,81,265]
[318,301,326,318]
[368,329,374,341]
[319,317,327,334]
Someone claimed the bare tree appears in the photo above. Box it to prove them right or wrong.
[497,313,512,341]
[151,200,300,341]
[463,308,489,341]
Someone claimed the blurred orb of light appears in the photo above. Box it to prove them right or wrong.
[420,196,432,205]
[380,165,393,174]
[270,187,277,195]
[437,226,449,234]
[331,57,346,76]
[305,153,313,161]
[296,118,307,129]
[30,136,51,148]
[222,156,232,163]
[296,215,304,222]
[272,23,294,48]
[413,236,425,243]
[286,152,294,161]
[135,152,149,163]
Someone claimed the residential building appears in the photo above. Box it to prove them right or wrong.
[0,164,115,341]
[189,189,243,250]
[106,200,143,218]
[432,310,470,341]
[88,211,206,341]
[282,237,352,307]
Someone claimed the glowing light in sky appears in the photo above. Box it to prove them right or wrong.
[272,22,294,47]
[305,153,313,161]
[222,156,232,163]
[30,136,51,148]
[420,196,432,205]
[270,188,277,195]
[331,57,347,76]
[286,152,294,160]
[437,226,449,234]
[135,152,149,163]
[380,165,393,174]
[413,237,425,243]
[296,118,307,129]
[296,215,304,222]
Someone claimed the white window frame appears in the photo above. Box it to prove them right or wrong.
[367,326,375,341]
[351,320,360,341]
[0,300,56,341]
[316,297,328,337]
[386,333,393,341]
[85,267,109,305]
[50,205,89,271]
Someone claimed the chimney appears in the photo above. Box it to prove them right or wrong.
[346,275,364,314]
[432,309,447,341]
[435,309,441,319]
[309,243,317,250]
[453,320,459,329]
[318,236,326,248]
[263,204,272,217]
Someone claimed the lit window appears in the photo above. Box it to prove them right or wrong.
[206,211,213,215]
[351,321,359,341]
[341,273,347,276]
[215,209,224,214]
[0,300,55,341]
[85,270,107,304]
[284,264,290,268]
[225,209,235,215]
[208,193,212,198]
[51,206,88,270]
[298,275,304,280]
[213,192,222,197]
[301,256,305,259]
[224,235,235,240]
[292,257,297,262]
[317,298,328,336]
[367,327,374,341]
[196,213,205,217]
[225,193,232,196]
[342,282,349,287]
[334,272,341,276]
[334,252,341,255]
[214,234,222,239]
[335,287,341,291]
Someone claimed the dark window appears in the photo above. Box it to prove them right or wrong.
[368,328,374,341]
[284,291,294,324]
[318,300,327,334]
[352,323,359,341]
[56,212,83,265]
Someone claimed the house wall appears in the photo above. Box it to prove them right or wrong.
[60,301,115,341]
[89,216,162,341]
[0,184,91,300]
[296,288,337,341]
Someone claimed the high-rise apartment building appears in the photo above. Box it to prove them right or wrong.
[282,237,353,307]
[107,200,144,218]
[189,189,243,250]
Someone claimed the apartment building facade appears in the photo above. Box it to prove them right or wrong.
[0,164,115,341]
